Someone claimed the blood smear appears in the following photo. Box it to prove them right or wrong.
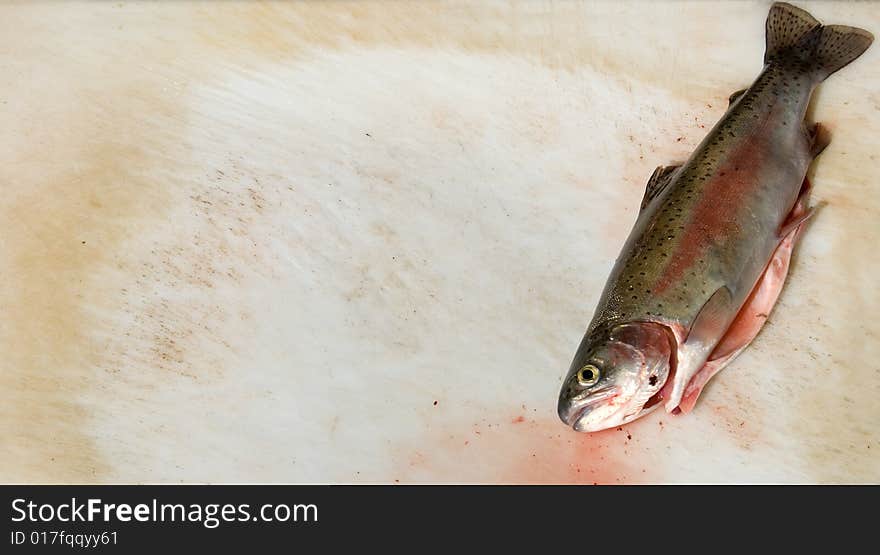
[391,412,649,484]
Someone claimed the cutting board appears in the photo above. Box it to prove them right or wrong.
[2,1,877,483]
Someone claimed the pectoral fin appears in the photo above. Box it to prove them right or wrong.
[677,212,810,414]
[676,178,815,414]
[685,286,734,346]
[663,286,734,413]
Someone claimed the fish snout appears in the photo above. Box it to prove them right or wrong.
[557,386,621,431]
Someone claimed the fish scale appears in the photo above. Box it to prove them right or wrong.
[597,67,807,333]
[558,2,873,432]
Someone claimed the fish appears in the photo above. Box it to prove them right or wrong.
[557,2,873,433]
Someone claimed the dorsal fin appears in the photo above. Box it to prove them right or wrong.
[728,88,747,107]
[641,165,679,211]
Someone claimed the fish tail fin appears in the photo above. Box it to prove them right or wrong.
[811,25,875,81]
[764,2,873,82]
[764,2,821,62]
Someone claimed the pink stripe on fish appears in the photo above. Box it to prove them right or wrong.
[652,132,770,295]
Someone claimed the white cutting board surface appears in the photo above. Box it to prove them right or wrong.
[1,1,878,483]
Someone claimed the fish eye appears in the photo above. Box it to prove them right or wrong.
[576,364,601,387]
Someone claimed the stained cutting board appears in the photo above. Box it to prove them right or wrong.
[1,1,877,483]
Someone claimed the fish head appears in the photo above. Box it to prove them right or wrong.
[557,321,674,432]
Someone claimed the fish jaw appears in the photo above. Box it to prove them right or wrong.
[562,386,624,432]
[566,385,655,432]
[566,377,670,432]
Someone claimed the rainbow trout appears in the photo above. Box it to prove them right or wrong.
[557,3,873,432]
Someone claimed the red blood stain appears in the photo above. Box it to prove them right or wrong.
[707,389,763,450]
[390,412,655,484]
[502,419,652,484]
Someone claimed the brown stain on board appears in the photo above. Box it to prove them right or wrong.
[707,389,764,451]
[180,1,764,99]
[0,3,288,482]
[0,4,210,481]
[1,143,161,481]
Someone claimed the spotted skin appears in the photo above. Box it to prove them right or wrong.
[592,62,812,338]
[559,3,873,430]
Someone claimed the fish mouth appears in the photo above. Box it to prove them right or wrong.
[560,386,621,431]
[563,382,665,432]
